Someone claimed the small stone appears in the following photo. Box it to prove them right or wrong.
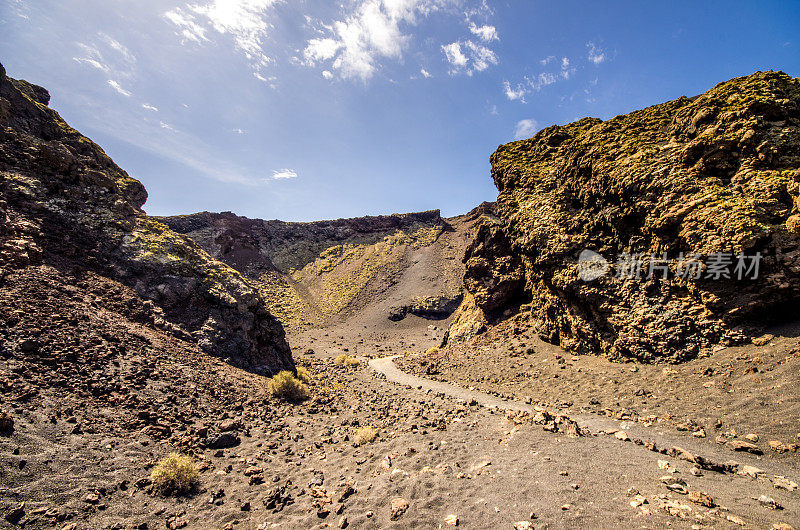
[745,433,760,443]
[687,491,714,507]
[769,441,787,453]
[752,334,774,346]
[513,522,533,530]
[338,515,348,528]
[773,476,798,491]
[692,429,706,438]
[727,514,746,526]
[444,513,458,526]
[758,495,783,510]
[240,502,250,512]
[614,430,630,441]
[738,465,765,478]
[365,511,374,518]
[84,493,100,504]
[4,503,25,525]
[390,498,409,520]
[0,412,13,433]
[772,524,795,530]
[728,439,762,454]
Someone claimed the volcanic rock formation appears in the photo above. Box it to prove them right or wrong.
[0,62,293,374]
[449,71,800,362]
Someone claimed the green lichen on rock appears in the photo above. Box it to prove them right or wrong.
[475,71,800,362]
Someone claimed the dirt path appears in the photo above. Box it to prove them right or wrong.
[369,354,800,529]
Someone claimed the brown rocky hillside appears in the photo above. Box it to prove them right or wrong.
[161,207,490,332]
[0,61,292,374]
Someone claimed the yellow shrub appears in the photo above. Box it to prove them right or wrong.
[334,354,360,367]
[296,366,312,384]
[353,426,377,446]
[150,453,199,496]
[425,347,440,355]
[269,371,310,402]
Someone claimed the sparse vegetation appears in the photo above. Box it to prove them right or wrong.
[334,354,360,367]
[353,426,378,446]
[426,347,440,355]
[269,370,310,401]
[150,453,200,496]
[296,366,312,383]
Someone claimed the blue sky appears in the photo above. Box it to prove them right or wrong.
[1,1,798,221]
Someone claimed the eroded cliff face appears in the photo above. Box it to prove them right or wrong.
[451,71,800,362]
[161,210,468,328]
[0,62,293,374]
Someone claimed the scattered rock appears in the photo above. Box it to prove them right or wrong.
[758,495,784,510]
[390,498,409,520]
[687,491,714,507]
[444,513,459,526]
[728,440,763,454]
[206,432,240,449]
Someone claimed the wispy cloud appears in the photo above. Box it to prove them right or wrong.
[442,40,497,76]
[164,0,281,82]
[141,103,158,111]
[420,68,432,78]
[107,79,131,96]
[503,81,527,102]
[514,118,539,139]
[271,168,297,180]
[468,22,498,42]
[303,0,433,81]
[587,42,607,65]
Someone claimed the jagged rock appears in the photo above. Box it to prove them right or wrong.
[455,71,800,362]
[0,62,293,374]
[387,294,462,321]
[205,432,240,449]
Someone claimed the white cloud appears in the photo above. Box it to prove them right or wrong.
[141,103,159,112]
[107,79,131,96]
[540,55,555,65]
[503,81,526,102]
[74,34,136,80]
[322,70,334,79]
[303,0,460,81]
[442,40,497,75]
[99,33,136,64]
[420,68,432,78]
[233,128,245,134]
[587,42,606,65]
[160,121,175,130]
[514,118,539,140]
[73,57,109,72]
[442,42,467,67]
[271,168,298,180]
[468,22,498,42]
[164,0,280,79]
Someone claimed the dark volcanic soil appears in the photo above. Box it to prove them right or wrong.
[4,263,799,529]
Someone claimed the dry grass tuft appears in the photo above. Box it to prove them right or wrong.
[150,453,199,496]
[353,426,378,446]
[334,354,360,367]
[296,366,312,384]
[269,370,310,402]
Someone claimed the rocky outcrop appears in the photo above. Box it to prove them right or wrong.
[443,203,526,344]
[387,294,463,321]
[162,209,458,326]
[0,62,293,374]
[161,209,445,274]
[454,71,800,362]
